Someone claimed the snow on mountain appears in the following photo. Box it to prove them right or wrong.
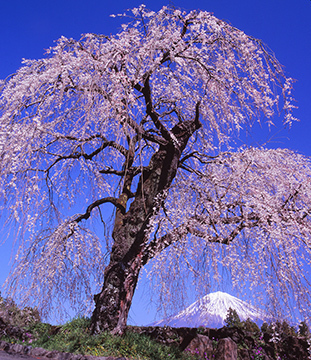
[151,291,268,329]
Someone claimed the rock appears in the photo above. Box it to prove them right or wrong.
[0,340,129,360]
[46,350,64,358]
[0,318,26,341]
[49,326,62,336]
[214,326,245,344]
[0,340,10,351]
[185,334,214,358]
[215,337,237,360]
[68,355,85,360]
[10,344,25,354]
[29,347,50,357]
[238,348,251,360]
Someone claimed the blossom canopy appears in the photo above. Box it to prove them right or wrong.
[0,5,310,330]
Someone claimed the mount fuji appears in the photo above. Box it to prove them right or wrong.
[151,291,269,328]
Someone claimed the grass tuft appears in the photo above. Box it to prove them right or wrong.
[2,315,196,360]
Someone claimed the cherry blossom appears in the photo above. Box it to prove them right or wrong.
[0,6,308,333]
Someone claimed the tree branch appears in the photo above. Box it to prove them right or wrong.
[45,138,128,172]
[142,76,180,147]
[74,197,125,223]
[142,210,260,265]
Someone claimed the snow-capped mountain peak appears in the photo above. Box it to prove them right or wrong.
[151,291,268,328]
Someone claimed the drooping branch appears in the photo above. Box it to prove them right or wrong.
[45,138,128,172]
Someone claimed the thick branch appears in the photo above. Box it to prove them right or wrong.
[99,166,143,183]
[142,76,180,146]
[179,151,224,166]
[99,168,126,176]
[142,225,187,265]
[74,197,125,223]
[142,211,260,265]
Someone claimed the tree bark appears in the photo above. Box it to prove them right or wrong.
[90,108,202,334]
[89,252,143,335]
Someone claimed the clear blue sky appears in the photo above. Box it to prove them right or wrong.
[0,0,310,325]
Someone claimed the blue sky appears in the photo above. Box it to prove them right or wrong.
[0,0,310,325]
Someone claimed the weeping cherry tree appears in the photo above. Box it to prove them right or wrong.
[0,5,311,334]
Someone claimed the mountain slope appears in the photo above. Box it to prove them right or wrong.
[151,291,268,328]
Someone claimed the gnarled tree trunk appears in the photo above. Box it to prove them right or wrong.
[90,108,201,334]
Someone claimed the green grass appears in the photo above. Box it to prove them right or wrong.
[2,317,197,360]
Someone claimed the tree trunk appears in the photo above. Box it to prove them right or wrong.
[90,250,143,335]
[90,109,202,334]
[89,157,162,335]
[89,163,160,334]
